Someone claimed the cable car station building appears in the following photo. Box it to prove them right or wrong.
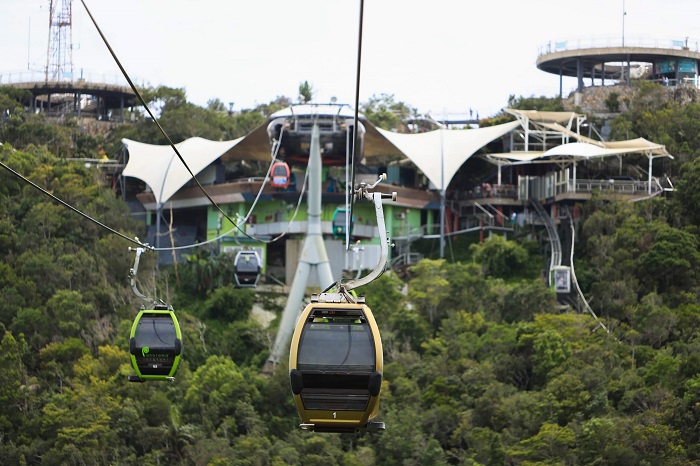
[120,104,673,286]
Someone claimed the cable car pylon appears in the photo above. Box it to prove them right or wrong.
[264,122,336,372]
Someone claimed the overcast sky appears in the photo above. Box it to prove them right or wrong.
[2,0,699,119]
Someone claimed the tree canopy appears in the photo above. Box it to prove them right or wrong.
[1,81,700,464]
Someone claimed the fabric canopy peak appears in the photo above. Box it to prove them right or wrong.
[375,121,520,191]
[122,136,245,206]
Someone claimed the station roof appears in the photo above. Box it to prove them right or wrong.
[122,136,244,206]
[122,108,671,206]
[374,121,520,190]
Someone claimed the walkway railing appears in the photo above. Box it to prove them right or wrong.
[457,178,664,203]
[566,179,661,196]
[538,36,700,56]
[457,183,518,200]
[389,252,424,269]
[0,70,148,89]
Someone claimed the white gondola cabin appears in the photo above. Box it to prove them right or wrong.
[234,250,262,287]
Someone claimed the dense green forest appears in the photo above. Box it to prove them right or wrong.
[3,83,700,465]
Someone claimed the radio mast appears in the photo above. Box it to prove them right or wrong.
[45,0,73,82]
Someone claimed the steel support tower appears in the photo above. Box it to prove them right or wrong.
[46,0,74,82]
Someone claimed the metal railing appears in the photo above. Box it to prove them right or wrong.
[538,36,700,56]
[389,252,424,269]
[0,69,147,89]
[239,221,378,239]
[458,183,517,200]
[567,179,660,196]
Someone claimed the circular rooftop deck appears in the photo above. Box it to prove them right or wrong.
[537,37,700,81]
[10,80,136,108]
[1,70,138,121]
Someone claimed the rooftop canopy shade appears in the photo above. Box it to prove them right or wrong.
[485,138,672,165]
[123,119,520,203]
[122,136,244,206]
[543,139,672,159]
[484,151,546,163]
[505,108,585,125]
[543,142,646,158]
[532,121,605,147]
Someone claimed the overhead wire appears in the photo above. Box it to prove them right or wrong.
[1,2,316,257]
[78,0,268,245]
[152,167,309,251]
[347,0,365,251]
[0,159,148,248]
[79,0,316,250]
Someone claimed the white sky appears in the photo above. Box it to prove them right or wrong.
[2,0,699,119]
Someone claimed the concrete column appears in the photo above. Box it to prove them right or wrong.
[559,66,563,98]
[577,58,584,92]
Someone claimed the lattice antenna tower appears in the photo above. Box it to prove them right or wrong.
[45,0,73,82]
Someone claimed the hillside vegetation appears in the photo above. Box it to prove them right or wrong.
[2,84,700,465]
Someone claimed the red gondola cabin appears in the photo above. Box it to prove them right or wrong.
[271,162,291,189]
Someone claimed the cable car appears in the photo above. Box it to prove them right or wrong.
[234,250,262,287]
[332,207,353,240]
[289,294,384,433]
[128,306,182,382]
[271,162,291,189]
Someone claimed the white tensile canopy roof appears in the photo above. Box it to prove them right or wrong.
[542,140,665,158]
[486,138,672,163]
[122,120,520,204]
[375,121,520,190]
[121,106,672,206]
[122,136,244,206]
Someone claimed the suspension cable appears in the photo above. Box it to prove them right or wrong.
[152,167,309,251]
[2,4,303,254]
[347,0,365,250]
[0,159,148,249]
[3,2,359,256]
[78,0,264,244]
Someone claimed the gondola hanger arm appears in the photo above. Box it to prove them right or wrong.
[340,174,396,292]
[128,242,161,306]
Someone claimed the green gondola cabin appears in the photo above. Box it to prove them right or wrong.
[129,306,182,381]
